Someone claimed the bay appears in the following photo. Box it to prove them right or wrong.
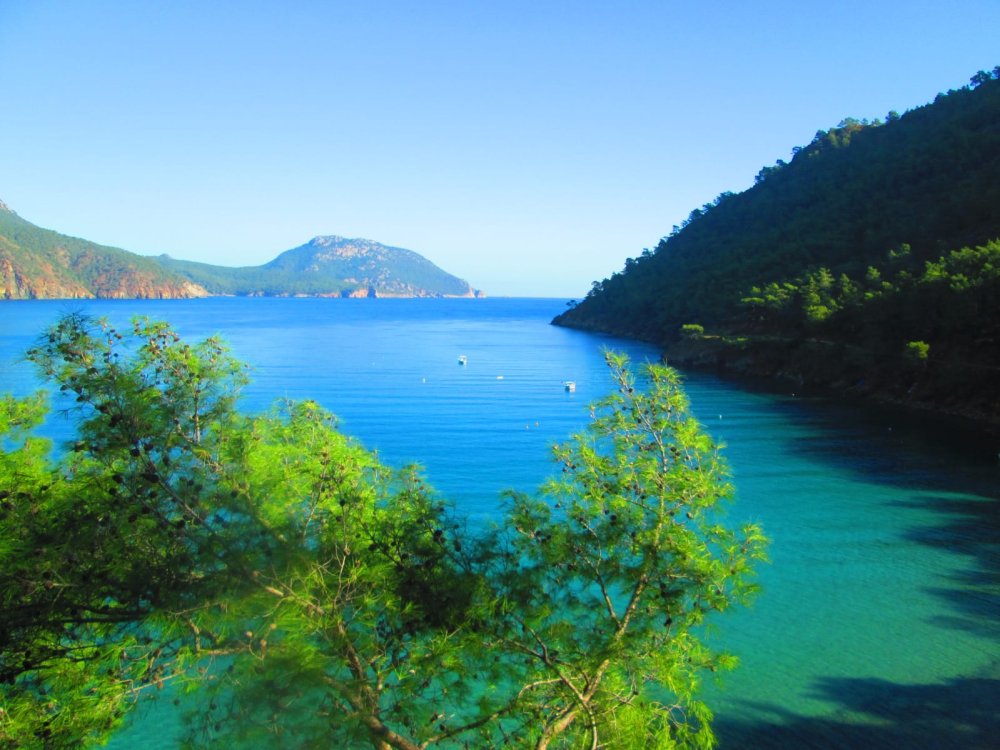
[1,297,997,749]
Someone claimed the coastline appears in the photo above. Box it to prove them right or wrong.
[553,317,1000,436]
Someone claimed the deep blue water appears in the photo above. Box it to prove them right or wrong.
[1,297,998,749]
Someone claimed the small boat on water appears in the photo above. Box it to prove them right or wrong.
[564,381,576,392]
[458,355,468,365]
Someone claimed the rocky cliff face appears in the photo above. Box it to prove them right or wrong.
[0,203,210,300]
[0,247,209,300]
[0,250,91,299]
[69,250,209,299]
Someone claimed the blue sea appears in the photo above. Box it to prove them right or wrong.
[1,297,998,749]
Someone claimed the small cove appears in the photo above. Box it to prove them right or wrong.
[1,297,997,748]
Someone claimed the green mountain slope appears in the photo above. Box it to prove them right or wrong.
[0,201,207,299]
[159,236,479,298]
[555,70,1000,423]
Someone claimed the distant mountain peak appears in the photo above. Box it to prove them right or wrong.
[310,235,350,245]
[256,235,478,297]
[300,236,394,261]
[305,235,410,255]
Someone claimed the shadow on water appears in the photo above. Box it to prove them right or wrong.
[715,674,1000,750]
[779,400,1000,630]
[774,389,999,484]
[901,492,1000,641]
[765,393,1000,615]
[688,371,1000,749]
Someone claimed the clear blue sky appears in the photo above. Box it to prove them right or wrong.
[1,1,997,297]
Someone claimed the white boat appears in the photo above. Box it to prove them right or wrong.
[564,381,576,392]
[458,355,468,365]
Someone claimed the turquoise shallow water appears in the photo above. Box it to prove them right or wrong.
[1,298,998,748]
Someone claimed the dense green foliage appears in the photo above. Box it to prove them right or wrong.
[739,241,1000,343]
[495,355,766,748]
[555,70,1000,420]
[0,317,254,744]
[0,317,764,749]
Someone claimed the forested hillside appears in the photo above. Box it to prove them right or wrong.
[0,202,207,299]
[555,69,1000,423]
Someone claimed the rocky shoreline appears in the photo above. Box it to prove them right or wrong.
[661,335,1000,433]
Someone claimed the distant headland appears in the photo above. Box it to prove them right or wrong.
[0,201,481,300]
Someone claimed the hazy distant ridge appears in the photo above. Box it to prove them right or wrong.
[0,204,480,299]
